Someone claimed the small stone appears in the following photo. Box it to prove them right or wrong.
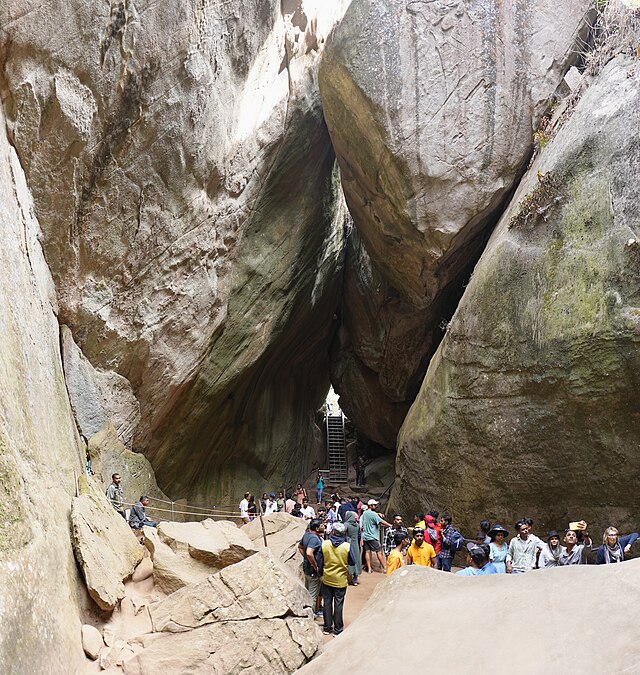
[81,624,104,660]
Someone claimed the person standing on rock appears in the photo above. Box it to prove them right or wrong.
[239,492,251,524]
[298,518,325,617]
[384,514,409,556]
[319,522,356,636]
[106,473,125,519]
[361,499,391,573]
[129,496,157,529]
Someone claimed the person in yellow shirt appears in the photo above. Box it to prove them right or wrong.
[407,528,436,567]
[386,531,410,576]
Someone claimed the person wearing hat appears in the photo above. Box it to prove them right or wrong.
[361,499,391,573]
[538,530,563,568]
[239,492,251,524]
[488,524,510,573]
[407,528,436,567]
[456,542,489,576]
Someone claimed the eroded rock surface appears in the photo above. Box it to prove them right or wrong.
[71,475,144,610]
[392,49,640,534]
[243,512,308,575]
[143,519,257,594]
[1,0,350,504]
[300,561,640,674]
[124,550,320,674]
[322,0,593,447]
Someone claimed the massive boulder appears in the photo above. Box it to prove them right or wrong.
[124,550,320,674]
[71,475,144,610]
[0,103,86,672]
[0,0,350,505]
[143,518,257,593]
[392,45,640,533]
[321,0,594,447]
[300,561,640,673]
[243,512,308,575]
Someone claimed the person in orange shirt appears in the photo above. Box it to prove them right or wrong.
[407,528,436,567]
[386,531,409,576]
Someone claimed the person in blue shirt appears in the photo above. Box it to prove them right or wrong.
[456,542,497,576]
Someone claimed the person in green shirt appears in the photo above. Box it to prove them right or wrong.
[361,499,391,573]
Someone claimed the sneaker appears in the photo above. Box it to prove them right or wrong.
[323,628,332,635]
[333,629,343,637]
[314,610,323,617]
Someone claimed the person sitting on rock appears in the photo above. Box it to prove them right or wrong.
[387,531,409,576]
[406,528,436,568]
[129,496,157,529]
[319,522,356,636]
[106,473,125,519]
[595,527,639,564]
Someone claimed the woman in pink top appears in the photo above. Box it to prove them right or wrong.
[295,484,307,504]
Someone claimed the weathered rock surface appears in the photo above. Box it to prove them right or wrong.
[124,550,320,674]
[1,0,349,505]
[243,512,308,575]
[300,560,640,674]
[81,624,104,661]
[0,99,86,672]
[143,518,257,594]
[322,0,593,447]
[71,475,144,610]
[392,49,640,534]
[87,422,170,511]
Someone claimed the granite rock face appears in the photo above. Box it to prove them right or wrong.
[299,561,640,674]
[321,0,593,447]
[392,51,640,534]
[1,0,350,503]
[0,103,86,673]
[143,518,257,593]
[243,512,308,576]
[124,550,320,674]
[71,475,144,610]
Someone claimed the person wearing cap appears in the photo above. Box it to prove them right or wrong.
[560,527,592,565]
[361,499,391,573]
[383,514,409,556]
[239,492,251,524]
[538,530,563,568]
[455,542,488,576]
[319,522,356,636]
[487,525,510,573]
[406,528,436,567]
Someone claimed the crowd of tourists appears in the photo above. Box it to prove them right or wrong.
[286,492,640,636]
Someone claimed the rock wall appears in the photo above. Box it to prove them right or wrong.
[0,103,86,673]
[321,0,594,448]
[0,0,351,503]
[392,46,640,534]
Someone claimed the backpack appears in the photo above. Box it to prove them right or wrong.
[449,529,465,553]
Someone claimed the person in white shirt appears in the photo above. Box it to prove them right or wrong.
[507,519,544,573]
[300,497,316,521]
[264,493,277,515]
[239,492,250,524]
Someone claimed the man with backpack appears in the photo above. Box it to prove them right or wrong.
[437,514,463,572]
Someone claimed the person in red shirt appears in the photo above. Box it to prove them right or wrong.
[426,512,441,555]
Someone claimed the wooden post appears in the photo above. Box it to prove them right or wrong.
[257,499,268,548]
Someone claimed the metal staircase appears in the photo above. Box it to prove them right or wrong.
[326,413,347,482]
